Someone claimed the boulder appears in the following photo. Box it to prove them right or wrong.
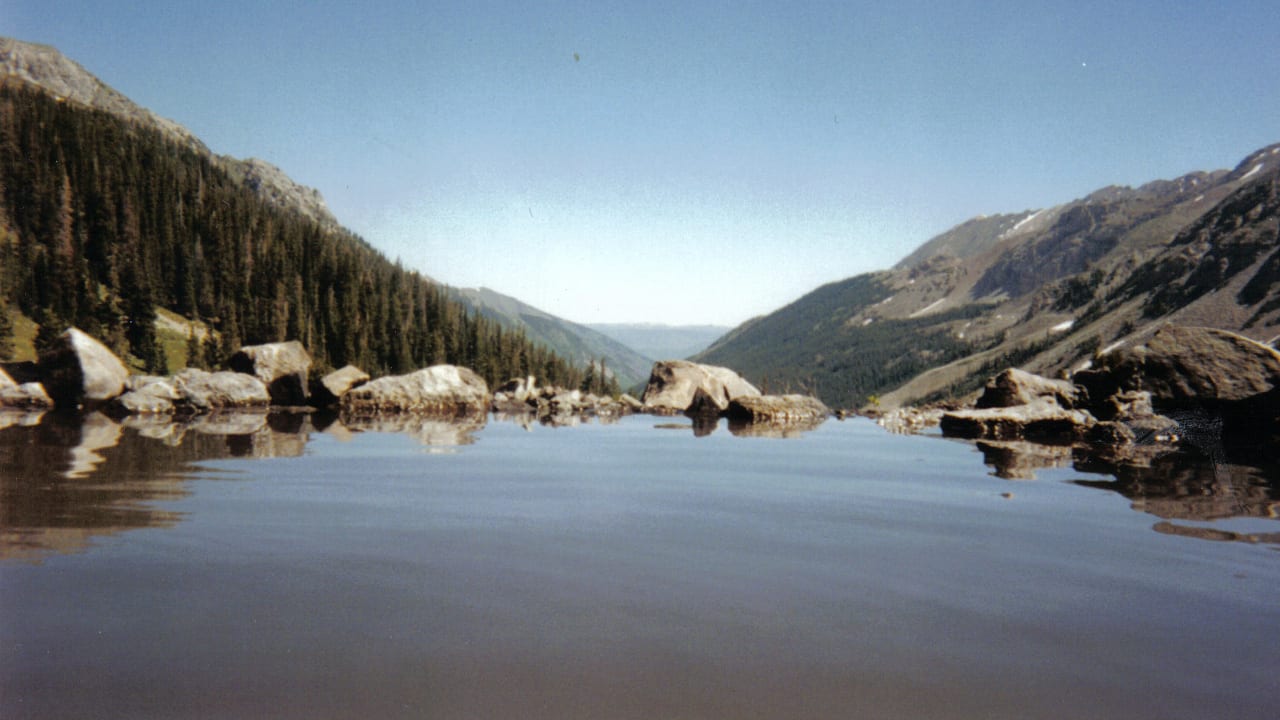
[876,407,944,435]
[546,389,588,417]
[111,390,175,415]
[1091,325,1280,408]
[340,365,490,416]
[725,394,831,424]
[38,327,129,407]
[172,368,272,410]
[227,340,312,405]
[640,360,760,414]
[125,375,183,401]
[496,376,538,403]
[940,398,1095,442]
[309,365,370,407]
[618,393,644,411]
[975,368,1077,409]
[0,377,54,409]
[1080,325,1280,448]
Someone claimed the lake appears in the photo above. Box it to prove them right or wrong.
[1,410,1277,719]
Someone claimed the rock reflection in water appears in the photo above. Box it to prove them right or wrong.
[0,410,313,562]
[976,440,1074,480]
[728,416,827,439]
[973,434,1280,544]
[337,411,486,449]
[1074,450,1280,526]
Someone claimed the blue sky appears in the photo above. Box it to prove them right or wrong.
[5,1,1278,325]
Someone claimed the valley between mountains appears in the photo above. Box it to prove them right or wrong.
[2,36,1278,414]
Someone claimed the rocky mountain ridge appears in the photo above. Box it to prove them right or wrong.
[698,143,1280,409]
[0,36,338,227]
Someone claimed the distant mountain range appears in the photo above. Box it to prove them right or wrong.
[448,287,655,389]
[449,289,730,389]
[585,323,729,363]
[697,143,1280,409]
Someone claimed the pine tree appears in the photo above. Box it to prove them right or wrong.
[0,296,14,361]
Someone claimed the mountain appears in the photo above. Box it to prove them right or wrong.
[0,37,585,388]
[696,143,1280,409]
[449,287,653,389]
[0,37,337,228]
[586,323,730,362]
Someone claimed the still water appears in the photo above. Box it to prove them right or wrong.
[1,410,1277,719]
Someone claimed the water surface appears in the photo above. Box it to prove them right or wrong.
[1,411,1277,719]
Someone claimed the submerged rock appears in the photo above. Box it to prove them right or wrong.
[640,360,760,414]
[38,327,129,407]
[341,365,490,416]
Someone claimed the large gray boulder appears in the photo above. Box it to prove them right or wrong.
[341,365,491,416]
[725,394,831,424]
[172,368,272,411]
[227,340,312,405]
[309,365,370,407]
[641,360,760,414]
[976,368,1077,409]
[38,327,130,407]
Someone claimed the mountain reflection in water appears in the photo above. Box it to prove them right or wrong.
[4,410,1279,563]
[0,410,314,562]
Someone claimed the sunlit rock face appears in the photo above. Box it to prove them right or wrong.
[340,365,491,416]
[310,365,370,407]
[38,328,129,407]
[172,369,272,411]
[640,360,760,414]
[0,368,54,410]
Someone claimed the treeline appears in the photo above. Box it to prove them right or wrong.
[0,81,584,387]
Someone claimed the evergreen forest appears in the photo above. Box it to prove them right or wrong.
[0,81,587,388]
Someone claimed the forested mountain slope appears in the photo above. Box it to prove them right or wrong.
[450,287,654,389]
[698,144,1280,409]
[0,79,583,387]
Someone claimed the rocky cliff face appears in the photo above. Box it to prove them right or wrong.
[0,36,337,227]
